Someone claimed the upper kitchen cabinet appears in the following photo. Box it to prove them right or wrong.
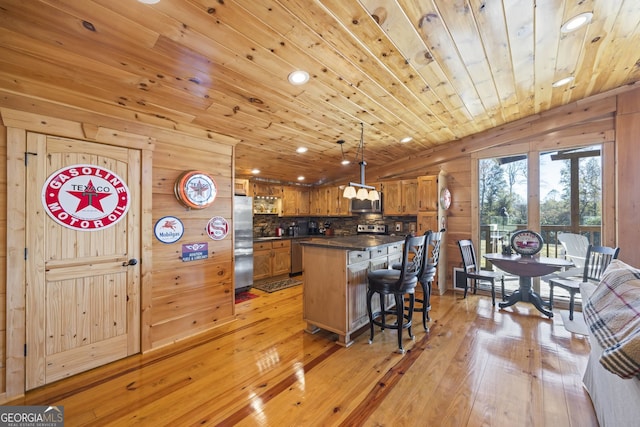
[417,175,438,211]
[327,186,352,216]
[252,181,283,197]
[282,186,310,216]
[310,187,327,216]
[309,186,352,217]
[234,178,249,196]
[382,180,417,216]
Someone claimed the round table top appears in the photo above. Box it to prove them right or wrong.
[484,253,573,277]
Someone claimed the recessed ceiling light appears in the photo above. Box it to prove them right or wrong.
[341,159,350,165]
[297,176,305,181]
[400,136,413,143]
[296,147,308,153]
[288,70,310,85]
[138,0,160,4]
[251,169,260,174]
[561,12,593,33]
[552,76,575,87]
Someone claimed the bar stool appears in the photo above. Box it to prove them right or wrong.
[366,233,427,353]
[415,229,444,330]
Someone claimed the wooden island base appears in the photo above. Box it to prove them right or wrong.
[301,235,405,347]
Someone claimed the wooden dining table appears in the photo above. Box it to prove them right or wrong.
[484,253,573,318]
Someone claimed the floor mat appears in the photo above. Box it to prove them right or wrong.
[252,278,302,293]
[560,310,589,335]
[235,291,259,304]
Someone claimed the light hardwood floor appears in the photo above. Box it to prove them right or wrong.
[9,284,598,426]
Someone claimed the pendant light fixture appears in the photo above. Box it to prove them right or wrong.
[342,123,380,201]
[337,140,350,165]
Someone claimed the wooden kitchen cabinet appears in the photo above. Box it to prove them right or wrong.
[327,186,351,216]
[417,175,438,211]
[253,240,291,280]
[234,178,249,196]
[382,181,402,215]
[272,241,291,276]
[298,189,310,215]
[402,180,418,213]
[304,240,403,346]
[417,211,438,234]
[253,243,272,281]
[382,179,417,215]
[252,181,282,197]
[417,175,439,233]
[310,187,327,215]
[282,186,310,216]
[309,186,350,216]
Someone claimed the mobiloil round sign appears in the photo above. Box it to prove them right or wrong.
[42,164,131,231]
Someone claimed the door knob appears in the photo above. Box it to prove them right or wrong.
[123,258,138,266]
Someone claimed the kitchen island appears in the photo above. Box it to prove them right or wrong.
[300,235,405,346]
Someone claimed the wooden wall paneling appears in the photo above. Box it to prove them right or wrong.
[150,280,232,325]
[0,109,155,151]
[0,122,6,396]
[370,96,618,181]
[151,238,233,270]
[149,261,231,297]
[601,141,616,248]
[615,88,640,267]
[4,127,26,398]
[140,149,154,353]
[149,138,234,348]
[0,91,240,151]
[2,105,235,398]
[149,299,234,350]
[153,141,234,169]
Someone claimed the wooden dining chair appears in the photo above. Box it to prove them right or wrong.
[548,244,620,320]
[457,239,505,306]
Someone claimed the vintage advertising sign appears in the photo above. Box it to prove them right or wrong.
[174,170,217,209]
[206,216,229,240]
[154,216,185,244]
[181,242,208,262]
[41,164,130,231]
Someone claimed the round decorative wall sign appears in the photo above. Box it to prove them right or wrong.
[154,216,185,244]
[206,216,229,240]
[440,187,452,210]
[174,170,217,209]
[41,164,130,231]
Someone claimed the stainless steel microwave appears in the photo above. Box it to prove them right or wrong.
[350,194,382,213]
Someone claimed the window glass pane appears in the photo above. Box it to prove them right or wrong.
[478,155,528,263]
[539,145,602,304]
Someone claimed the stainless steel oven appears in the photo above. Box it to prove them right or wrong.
[356,224,388,235]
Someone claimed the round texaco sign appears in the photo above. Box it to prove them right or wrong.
[42,164,131,231]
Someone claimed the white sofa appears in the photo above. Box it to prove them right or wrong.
[581,260,640,427]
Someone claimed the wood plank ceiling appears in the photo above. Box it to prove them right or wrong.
[1,0,639,185]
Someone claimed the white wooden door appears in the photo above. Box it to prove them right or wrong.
[25,133,141,389]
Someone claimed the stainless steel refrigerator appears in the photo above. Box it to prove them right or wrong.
[234,196,253,293]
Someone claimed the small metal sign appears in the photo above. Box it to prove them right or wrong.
[154,216,184,244]
[181,242,208,262]
[206,216,229,240]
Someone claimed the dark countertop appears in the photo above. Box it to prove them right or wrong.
[299,235,405,251]
[253,235,329,242]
